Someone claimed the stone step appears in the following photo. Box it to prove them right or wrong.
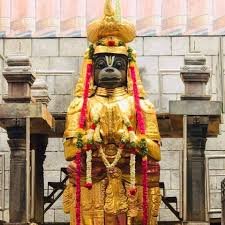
[158,222,182,225]
[159,222,209,225]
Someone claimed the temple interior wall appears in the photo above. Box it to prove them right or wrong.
[0,36,225,222]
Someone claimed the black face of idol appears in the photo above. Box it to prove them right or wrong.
[93,53,128,88]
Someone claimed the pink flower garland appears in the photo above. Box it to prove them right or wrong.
[74,152,81,225]
[129,64,148,224]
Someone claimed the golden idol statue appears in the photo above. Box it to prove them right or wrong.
[63,0,161,224]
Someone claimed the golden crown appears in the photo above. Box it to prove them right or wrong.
[87,0,136,44]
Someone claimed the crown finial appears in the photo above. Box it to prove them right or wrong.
[104,0,114,16]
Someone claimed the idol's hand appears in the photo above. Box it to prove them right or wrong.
[67,161,76,185]
[63,137,78,161]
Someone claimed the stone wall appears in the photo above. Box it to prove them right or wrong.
[0,36,224,222]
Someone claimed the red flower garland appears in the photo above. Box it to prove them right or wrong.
[129,65,146,134]
[74,152,81,225]
[79,63,93,129]
[142,157,148,225]
[76,62,93,225]
[129,63,148,224]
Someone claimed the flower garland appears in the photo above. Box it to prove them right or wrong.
[123,116,137,195]
[139,138,149,225]
[142,156,148,225]
[84,117,99,189]
[129,153,136,195]
[85,150,92,189]
[99,146,123,169]
[74,131,83,225]
[129,62,145,135]
[75,58,93,225]
[79,62,93,129]
[129,57,149,225]
[74,151,81,225]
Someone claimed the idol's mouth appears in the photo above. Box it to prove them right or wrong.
[100,77,121,83]
[99,76,121,83]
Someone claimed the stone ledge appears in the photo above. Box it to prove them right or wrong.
[169,100,222,116]
[0,103,54,133]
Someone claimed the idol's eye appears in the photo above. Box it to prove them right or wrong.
[96,60,107,69]
[114,60,125,70]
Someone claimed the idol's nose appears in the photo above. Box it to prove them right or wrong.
[105,68,114,73]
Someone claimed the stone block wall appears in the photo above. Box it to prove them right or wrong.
[0,36,224,222]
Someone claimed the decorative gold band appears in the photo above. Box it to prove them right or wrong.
[94,45,128,55]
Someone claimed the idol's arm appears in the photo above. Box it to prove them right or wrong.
[63,97,83,161]
[140,100,161,161]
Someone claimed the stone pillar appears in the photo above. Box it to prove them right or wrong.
[30,135,47,223]
[3,55,35,224]
[222,178,225,225]
[187,116,208,221]
[169,52,222,224]
[30,78,50,223]
[0,55,54,224]
[181,52,210,223]
[7,123,26,223]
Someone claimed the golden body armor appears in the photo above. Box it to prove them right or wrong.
[63,87,161,225]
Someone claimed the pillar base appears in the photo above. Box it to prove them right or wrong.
[184,222,210,225]
[4,223,30,225]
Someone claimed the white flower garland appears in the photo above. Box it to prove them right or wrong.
[86,150,92,185]
[99,146,123,169]
[123,114,137,194]
[130,153,136,188]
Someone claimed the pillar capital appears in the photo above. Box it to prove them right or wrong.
[180,51,210,100]
[31,78,50,106]
[3,54,35,103]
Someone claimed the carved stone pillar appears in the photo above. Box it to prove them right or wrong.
[169,51,222,224]
[187,116,208,221]
[30,134,48,224]
[0,54,54,224]
[30,78,50,223]
[7,122,27,223]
